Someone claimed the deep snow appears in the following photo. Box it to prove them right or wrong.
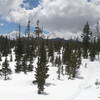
[0,53,100,100]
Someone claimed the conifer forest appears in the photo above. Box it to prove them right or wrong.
[0,0,100,100]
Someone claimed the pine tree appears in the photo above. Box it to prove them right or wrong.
[15,38,24,73]
[48,42,54,64]
[62,44,72,75]
[10,54,13,62]
[72,50,81,78]
[66,50,81,79]
[22,55,27,74]
[2,37,10,56]
[35,41,49,94]
[63,44,71,65]
[81,22,92,58]
[28,60,33,72]
[1,57,12,80]
[15,59,22,73]
[57,56,62,80]
[89,43,96,61]
[27,55,33,72]
[55,56,58,67]
[25,41,34,72]
[34,20,42,38]
[61,65,64,76]
[15,39,24,60]
[0,53,2,61]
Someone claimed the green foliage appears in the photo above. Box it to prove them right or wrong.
[22,55,27,74]
[1,57,12,80]
[66,50,81,79]
[48,42,54,64]
[10,54,13,62]
[57,56,62,80]
[28,60,33,72]
[81,22,92,58]
[89,42,96,61]
[35,41,49,94]
[15,60,22,73]
[0,53,2,61]
[63,45,81,79]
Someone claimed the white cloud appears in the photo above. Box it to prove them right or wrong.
[1,0,100,37]
[38,0,100,33]
[0,0,23,17]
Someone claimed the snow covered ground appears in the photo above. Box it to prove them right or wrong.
[0,56,100,100]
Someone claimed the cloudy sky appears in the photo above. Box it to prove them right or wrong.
[0,0,100,36]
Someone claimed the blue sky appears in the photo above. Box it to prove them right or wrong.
[21,0,40,9]
[0,18,19,34]
[0,0,40,34]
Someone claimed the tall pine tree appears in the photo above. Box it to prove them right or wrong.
[35,41,49,94]
[81,22,92,58]
[1,57,12,80]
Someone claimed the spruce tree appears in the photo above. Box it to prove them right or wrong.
[63,44,71,65]
[28,61,33,72]
[63,44,72,75]
[61,65,64,76]
[55,56,58,67]
[27,58,33,72]
[15,38,24,73]
[22,55,27,74]
[1,57,12,80]
[15,59,22,73]
[57,56,62,80]
[35,41,49,94]
[10,54,13,62]
[66,50,81,79]
[81,22,92,58]
[2,37,10,56]
[26,43,34,72]
[48,42,54,64]
[89,43,96,61]
[0,53,2,61]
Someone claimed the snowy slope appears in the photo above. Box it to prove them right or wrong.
[0,53,100,100]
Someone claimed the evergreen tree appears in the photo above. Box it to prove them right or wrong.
[27,54,33,72]
[66,50,81,79]
[15,39,24,60]
[15,59,22,73]
[61,65,64,76]
[81,22,92,58]
[28,60,33,72]
[34,20,42,38]
[89,43,96,61]
[55,56,58,67]
[48,42,54,64]
[0,53,2,61]
[1,57,12,80]
[15,38,24,73]
[89,48,96,61]
[2,37,11,56]
[57,56,62,80]
[25,41,34,72]
[62,44,71,65]
[35,41,49,94]
[62,44,72,75]
[22,55,27,74]
[10,54,13,62]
